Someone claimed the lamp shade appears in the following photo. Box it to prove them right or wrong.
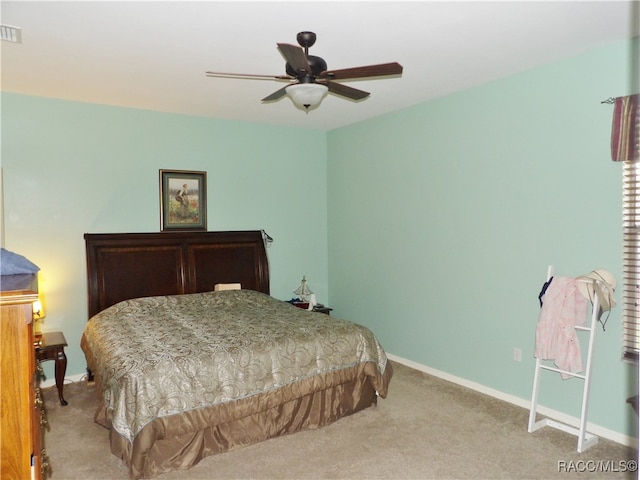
[32,299,44,319]
[285,83,328,110]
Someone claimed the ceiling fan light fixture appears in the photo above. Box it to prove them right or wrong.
[285,83,328,110]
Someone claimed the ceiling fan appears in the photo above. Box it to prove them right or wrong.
[205,31,403,111]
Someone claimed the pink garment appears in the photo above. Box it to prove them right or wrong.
[535,276,588,378]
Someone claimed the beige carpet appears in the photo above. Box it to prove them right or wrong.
[42,361,637,480]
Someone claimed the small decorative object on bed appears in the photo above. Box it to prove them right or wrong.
[81,231,392,479]
[159,169,207,231]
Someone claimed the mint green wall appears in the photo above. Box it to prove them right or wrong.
[327,39,638,439]
[1,94,328,381]
[2,38,637,441]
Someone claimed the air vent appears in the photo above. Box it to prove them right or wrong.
[1,25,22,43]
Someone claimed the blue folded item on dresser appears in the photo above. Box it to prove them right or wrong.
[0,248,40,275]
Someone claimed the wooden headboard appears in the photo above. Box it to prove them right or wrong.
[84,231,270,318]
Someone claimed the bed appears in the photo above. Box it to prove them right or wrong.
[80,231,392,479]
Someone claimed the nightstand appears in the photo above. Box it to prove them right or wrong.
[35,331,68,406]
[312,305,333,315]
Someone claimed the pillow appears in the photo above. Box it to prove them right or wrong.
[214,283,241,291]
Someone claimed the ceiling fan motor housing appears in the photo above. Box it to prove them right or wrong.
[285,55,327,80]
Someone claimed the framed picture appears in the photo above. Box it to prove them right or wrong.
[159,169,207,231]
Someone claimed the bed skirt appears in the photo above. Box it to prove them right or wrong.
[94,361,392,479]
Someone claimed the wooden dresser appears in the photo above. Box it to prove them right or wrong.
[1,273,48,480]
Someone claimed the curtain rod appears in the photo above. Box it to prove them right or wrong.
[601,97,615,104]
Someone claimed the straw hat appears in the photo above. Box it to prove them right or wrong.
[576,269,617,312]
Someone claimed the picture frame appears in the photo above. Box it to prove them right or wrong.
[159,169,207,231]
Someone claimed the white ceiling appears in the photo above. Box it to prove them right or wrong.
[1,1,638,131]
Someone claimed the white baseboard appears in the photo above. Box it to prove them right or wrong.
[387,353,639,449]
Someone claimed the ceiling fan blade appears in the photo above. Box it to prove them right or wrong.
[261,86,289,102]
[277,43,312,74]
[206,71,292,81]
[321,62,403,81]
[324,81,370,101]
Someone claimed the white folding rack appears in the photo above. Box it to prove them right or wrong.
[527,267,601,453]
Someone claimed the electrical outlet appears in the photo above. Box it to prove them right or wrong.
[513,347,522,362]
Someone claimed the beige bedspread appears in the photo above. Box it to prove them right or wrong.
[81,289,390,445]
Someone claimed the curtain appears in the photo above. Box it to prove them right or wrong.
[616,94,640,362]
[611,94,639,162]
